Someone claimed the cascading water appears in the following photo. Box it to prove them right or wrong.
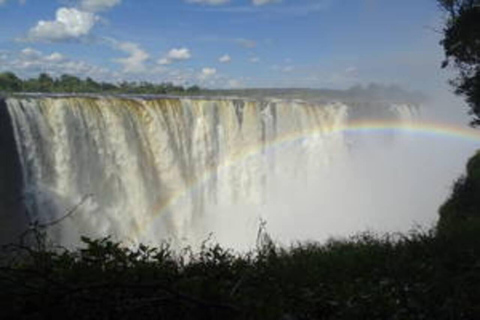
[0,95,474,249]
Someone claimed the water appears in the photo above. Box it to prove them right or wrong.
[1,96,478,249]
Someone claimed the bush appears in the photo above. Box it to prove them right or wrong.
[1,226,480,319]
[438,151,480,232]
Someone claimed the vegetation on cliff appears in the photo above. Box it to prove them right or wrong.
[0,71,425,104]
[439,151,480,231]
[1,227,479,319]
[437,0,480,230]
[438,0,480,126]
[0,71,201,95]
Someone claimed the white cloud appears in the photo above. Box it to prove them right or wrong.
[186,0,230,5]
[158,47,192,65]
[158,58,171,65]
[80,0,121,12]
[195,67,225,87]
[219,54,231,63]
[113,41,149,73]
[0,48,116,81]
[200,67,216,78]
[23,0,121,42]
[168,48,191,60]
[45,52,66,62]
[21,47,41,58]
[1,47,237,89]
[249,57,260,63]
[252,0,281,6]
[26,7,98,42]
[163,67,197,85]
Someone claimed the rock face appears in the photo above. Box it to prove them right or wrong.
[0,98,26,245]
[0,95,418,247]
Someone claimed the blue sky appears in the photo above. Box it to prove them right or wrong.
[0,0,448,90]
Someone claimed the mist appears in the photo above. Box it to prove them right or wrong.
[192,106,478,250]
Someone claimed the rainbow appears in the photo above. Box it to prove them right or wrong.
[132,119,480,240]
[346,119,480,143]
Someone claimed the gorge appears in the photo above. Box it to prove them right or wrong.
[0,95,477,249]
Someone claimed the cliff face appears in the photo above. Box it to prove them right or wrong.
[0,98,26,245]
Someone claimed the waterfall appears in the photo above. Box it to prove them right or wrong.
[1,96,417,248]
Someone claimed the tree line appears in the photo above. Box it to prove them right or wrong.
[436,0,480,228]
[0,71,202,95]
[438,0,480,126]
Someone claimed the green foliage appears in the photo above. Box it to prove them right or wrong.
[0,72,22,92]
[0,71,201,95]
[438,0,480,125]
[438,151,480,232]
[1,227,480,319]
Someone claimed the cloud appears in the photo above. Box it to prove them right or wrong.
[45,52,66,62]
[26,7,98,42]
[80,0,121,12]
[0,48,115,80]
[185,0,281,8]
[158,47,192,65]
[113,41,150,73]
[252,0,281,6]
[228,79,243,88]
[167,48,192,60]
[185,0,230,5]
[21,47,41,58]
[345,66,358,74]
[1,47,235,89]
[219,54,231,63]
[157,58,169,65]
[200,67,216,78]
[23,0,121,42]
[249,57,260,63]
[235,38,256,48]
[0,0,26,5]
[197,36,258,49]
[195,1,329,17]
[195,67,225,87]
[271,64,294,73]
[161,67,196,85]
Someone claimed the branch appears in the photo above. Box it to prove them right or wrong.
[38,194,93,229]
[64,282,240,312]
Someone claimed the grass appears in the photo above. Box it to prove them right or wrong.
[1,223,479,320]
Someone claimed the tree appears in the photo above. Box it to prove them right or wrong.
[38,73,54,92]
[85,77,101,92]
[0,71,201,95]
[58,74,82,92]
[438,151,480,231]
[187,85,201,94]
[438,0,480,125]
[437,1,480,231]
[0,72,22,92]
